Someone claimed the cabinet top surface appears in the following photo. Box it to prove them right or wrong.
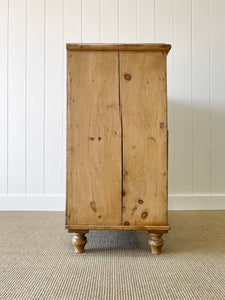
[67,43,171,53]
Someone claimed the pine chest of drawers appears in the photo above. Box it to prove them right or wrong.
[66,43,171,254]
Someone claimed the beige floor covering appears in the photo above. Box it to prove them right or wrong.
[0,211,225,300]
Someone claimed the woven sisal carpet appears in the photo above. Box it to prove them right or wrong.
[0,211,225,299]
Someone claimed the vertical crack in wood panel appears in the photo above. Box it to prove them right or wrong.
[118,50,123,225]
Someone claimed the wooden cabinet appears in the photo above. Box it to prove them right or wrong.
[66,44,171,254]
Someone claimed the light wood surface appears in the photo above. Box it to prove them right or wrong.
[66,225,170,231]
[66,50,122,226]
[66,43,171,53]
[66,45,170,253]
[72,231,89,253]
[120,51,168,226]
[148,232,165,255]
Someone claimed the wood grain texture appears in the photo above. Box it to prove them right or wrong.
[66,225,170,231]
[66,50,121,226]
[120,51,168,226]
[148,232,165,255]
[72,231,89,253]
[66,43,171,52]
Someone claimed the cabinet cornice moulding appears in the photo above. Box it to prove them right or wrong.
[66,43,171,53]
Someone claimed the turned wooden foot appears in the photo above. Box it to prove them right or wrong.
[72,231,89,253]
[148,232,164,255]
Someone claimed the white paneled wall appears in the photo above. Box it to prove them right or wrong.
[0,0,225,210]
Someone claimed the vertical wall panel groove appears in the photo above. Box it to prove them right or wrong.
[117,0,120,42]
[0,0,8,194]
[192,0,211,194]
[155,0,175,195]
[172,0,175,195]
[173,0,192,194]
[8,0,26,194]
[136,0,154,43]
[63,0,82,194]
[99,0,101,42]
[82,0,100,42]
[191,0,193,194]
[209,0,212,194]
[27,0,45,194]
[101,0,118,42]
[119,0,137,43]
[154,0,156,42]
[211,0,225,193]
[43,0,46,194]
[62,0,64,196]
[80,0,83,43]
[25,0,27,194]
[45,0,63,194]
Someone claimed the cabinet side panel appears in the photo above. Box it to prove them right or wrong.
[120,51,168,226]
[66,51,121,226]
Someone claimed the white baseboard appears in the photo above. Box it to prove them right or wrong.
[168,194,225,210]
[0,194,224,211]
[0,195,65,211]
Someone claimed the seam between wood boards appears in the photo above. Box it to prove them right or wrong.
[118,50,123,225]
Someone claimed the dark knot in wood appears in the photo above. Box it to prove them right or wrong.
[89,201,97,211]
[124,221,130,226]
[124,73,132,81]
[141,211,148,219]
